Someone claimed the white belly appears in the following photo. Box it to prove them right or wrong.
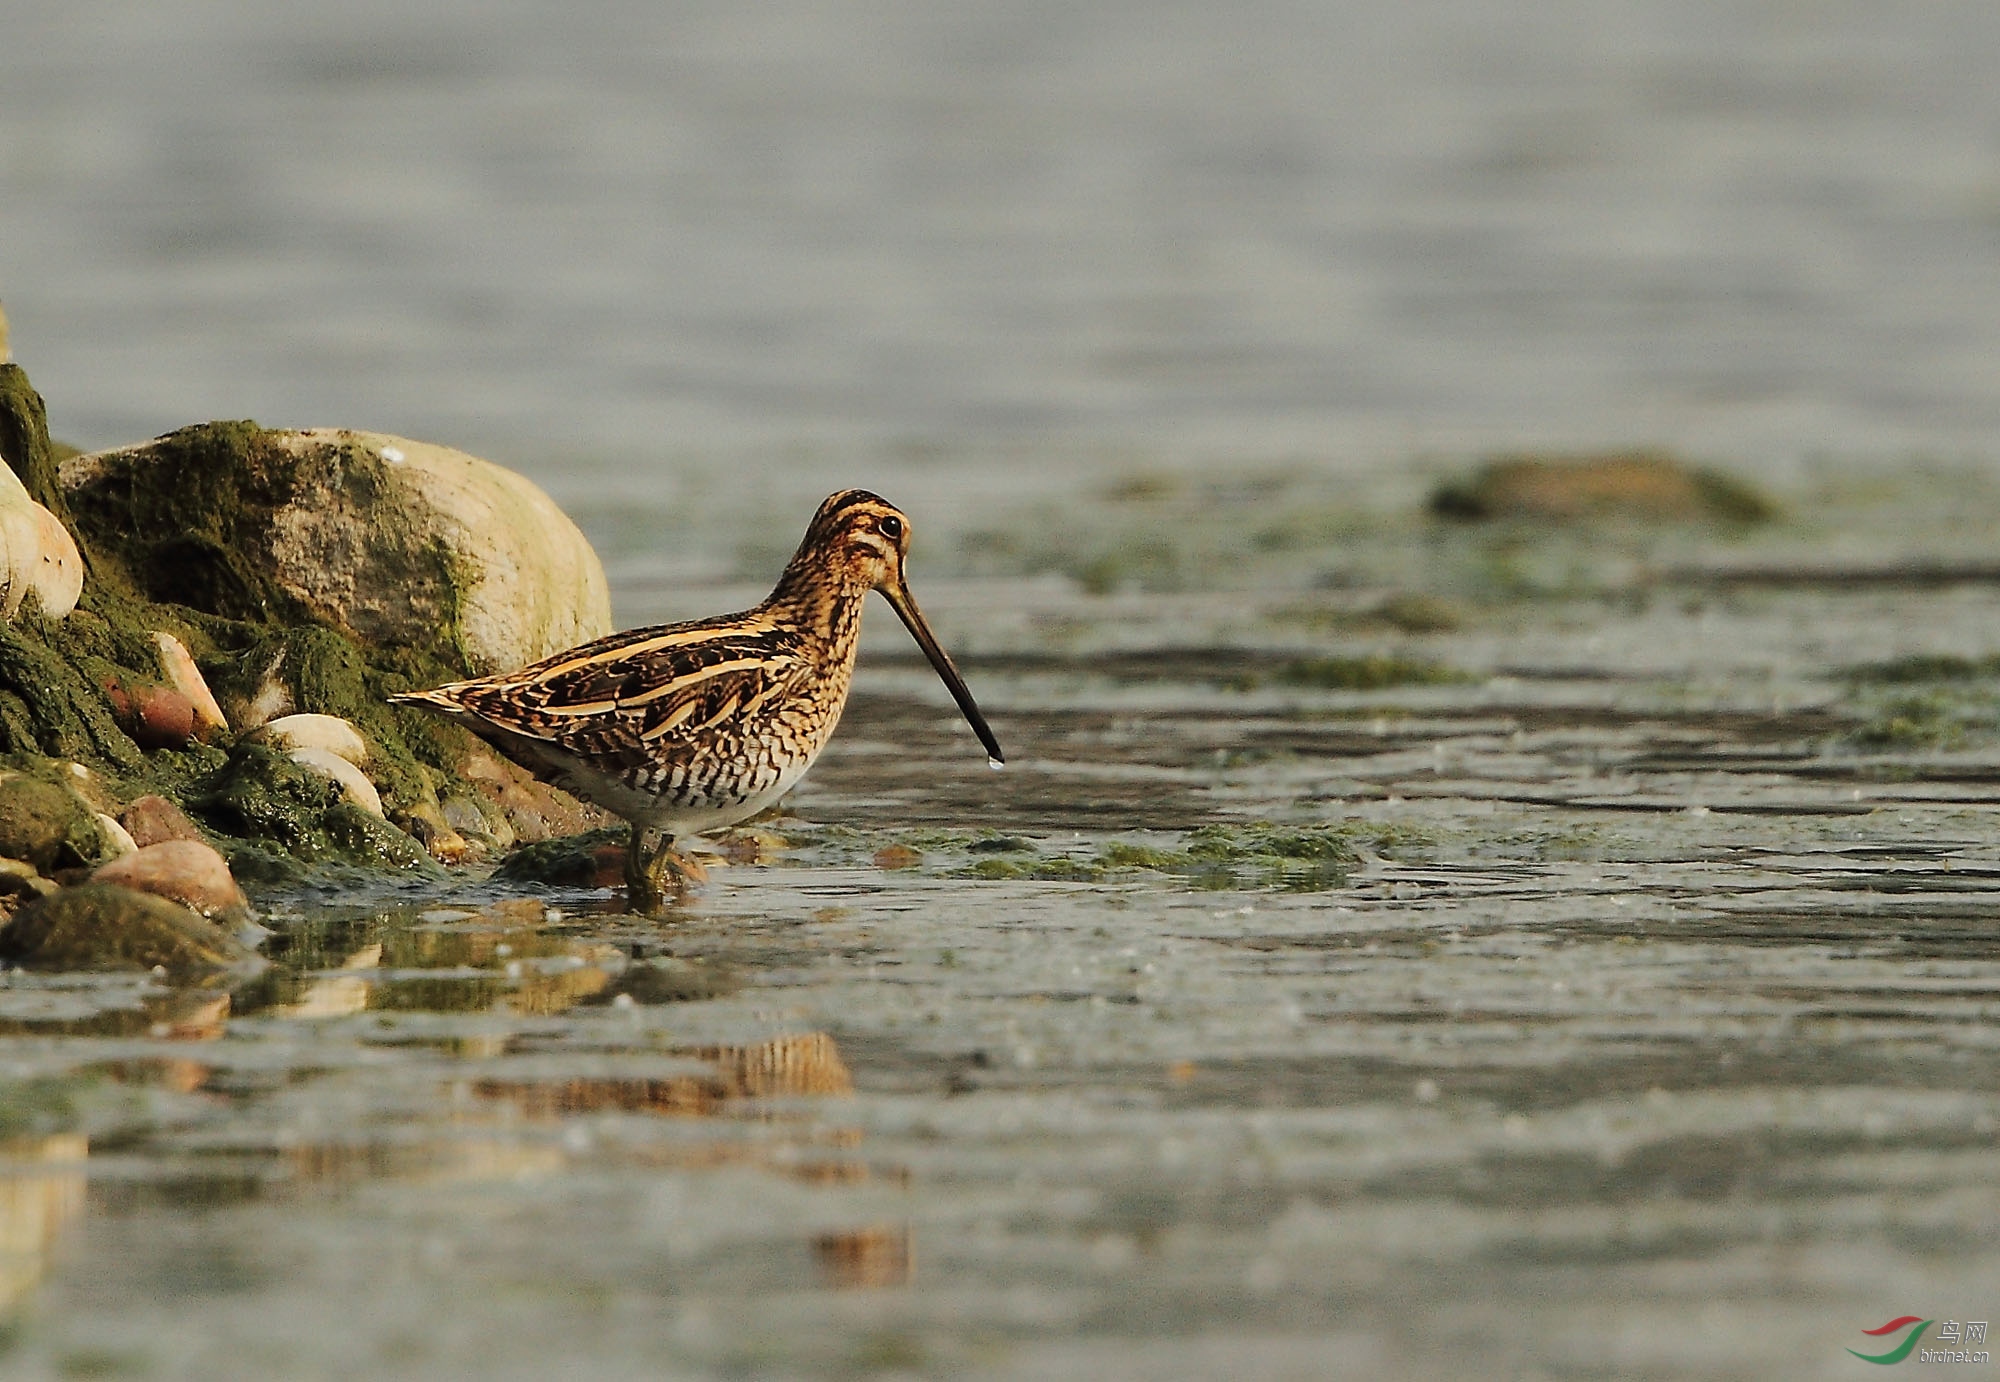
[550,750,822,840]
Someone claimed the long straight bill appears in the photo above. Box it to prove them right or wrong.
[879,578,1005,765]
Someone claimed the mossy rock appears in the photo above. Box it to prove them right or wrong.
[189,743,438,873]
[0,771,115,873]
[0,883,258,980]
[59,423,611,672]
[1430,450,1776,525]
[0,365,609,881]
[211,839,315,891]
[205,623,438,815]
[0,363,76,529]
[492,826,628,888]
[0,620,152,772]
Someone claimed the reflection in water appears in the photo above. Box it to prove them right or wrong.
[0,988,229,1041]
[245,899,737,1028]
[151,991,229,1041]
[93,992,231,1095]
[272,1034,868,1195]
[815,1224,913,1289]
[0,1135,86,1310]
[475,1033,855,1118]
[286,1137,567,1188]
[501,954,615,1017]
[18,894,918,1298]
[274,943,381,1020]
[471,1034,889,1223]
[470,1034,911,1287]
[261,922,623,1021]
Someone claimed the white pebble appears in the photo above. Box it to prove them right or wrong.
[93,812,138,858]
[288,747,384,817]
[261,713,370,767]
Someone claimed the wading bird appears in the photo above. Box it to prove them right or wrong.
[392,490,1003,912]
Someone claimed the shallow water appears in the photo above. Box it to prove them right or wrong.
[4,477,2000,1379]
[7,2,2000,496]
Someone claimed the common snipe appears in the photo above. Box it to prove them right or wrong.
[391,489,1002,912]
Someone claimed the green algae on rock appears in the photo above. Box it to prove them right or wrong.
[3,366,754,900]
[0,363,77,532]
[190,743,438,873]
[0,771,121,876]
[0,599,464,871]
[59,423,612,672]
[205,624,440,811]
[0,366,622,884]
[1842,652,2000,684]
[0,882,260,980]
[491,825,629,889]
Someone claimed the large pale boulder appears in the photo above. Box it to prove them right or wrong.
[60,424,611,672]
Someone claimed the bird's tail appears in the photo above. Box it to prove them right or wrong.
[388,687,469,713]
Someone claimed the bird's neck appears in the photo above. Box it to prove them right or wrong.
[763,572,870,662]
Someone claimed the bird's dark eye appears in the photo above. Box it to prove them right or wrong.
[878,515,904,539]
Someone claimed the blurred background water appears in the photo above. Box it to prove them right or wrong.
[5,0,1999,586]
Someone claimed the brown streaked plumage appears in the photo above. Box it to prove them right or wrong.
[391,489,1002,912]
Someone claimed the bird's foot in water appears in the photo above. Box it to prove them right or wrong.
[624,829,709,915]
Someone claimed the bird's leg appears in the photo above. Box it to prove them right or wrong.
[624,826,708,915]
[625,825,671,915]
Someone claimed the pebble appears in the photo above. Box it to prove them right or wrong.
[441,795,512,848]
[120,794,206,847]
[288,746,385,817]
[27,503,83,616]
[92,812,138,858]
[90,839,250,921]
[105,680,199,750]
[403,799,473,864]
[255,713,369,766]
[0,486,84,621]
[152,632,229,737]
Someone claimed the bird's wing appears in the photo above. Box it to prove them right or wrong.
[404,620,806,768]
